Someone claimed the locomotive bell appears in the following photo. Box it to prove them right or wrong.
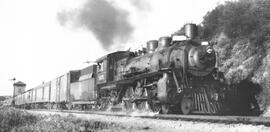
[184,23,198,39]
[157,36,172,50]
[147,40,158,53]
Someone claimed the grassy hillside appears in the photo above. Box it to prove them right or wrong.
[200,0,270,112]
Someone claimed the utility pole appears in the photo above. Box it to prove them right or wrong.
[9,77,16,105]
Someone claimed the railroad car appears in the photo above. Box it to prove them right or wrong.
[69,65,97,110]
[24,90,32,104]
[24,89,33,108]
[47,70,80,109]
[15,94,23,106]
[30,82,50,108]
[13,89,30,108]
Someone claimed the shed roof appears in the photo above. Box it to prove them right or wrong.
[13,81,26,86]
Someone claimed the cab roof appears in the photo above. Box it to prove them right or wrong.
[96,51,131,62]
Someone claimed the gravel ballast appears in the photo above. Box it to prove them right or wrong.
[28,110,270,132]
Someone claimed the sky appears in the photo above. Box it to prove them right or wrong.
[0,0,227,96]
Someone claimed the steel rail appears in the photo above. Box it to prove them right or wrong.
[28,109,270,126]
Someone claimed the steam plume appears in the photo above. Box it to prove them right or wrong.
[130,0,151,11]
[57,0,134,50]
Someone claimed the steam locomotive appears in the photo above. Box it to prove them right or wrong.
[11,23,260,115]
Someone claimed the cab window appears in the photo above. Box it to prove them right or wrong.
[98,61,104,72]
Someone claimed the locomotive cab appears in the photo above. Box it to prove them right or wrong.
[96,51,133,85]
[95,51,134,110]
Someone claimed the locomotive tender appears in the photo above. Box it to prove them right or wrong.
[12,23,259,115]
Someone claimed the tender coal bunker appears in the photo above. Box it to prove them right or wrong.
[229,80,262,116]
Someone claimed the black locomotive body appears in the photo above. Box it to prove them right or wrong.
[11,23,259,115]
[95,31,225,114]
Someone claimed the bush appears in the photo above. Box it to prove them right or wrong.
[202,0,270,41]
[201,0,270,112]
[0,107,140,132]
[0,107,37,132]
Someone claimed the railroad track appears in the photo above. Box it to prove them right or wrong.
[28,109,270,126]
